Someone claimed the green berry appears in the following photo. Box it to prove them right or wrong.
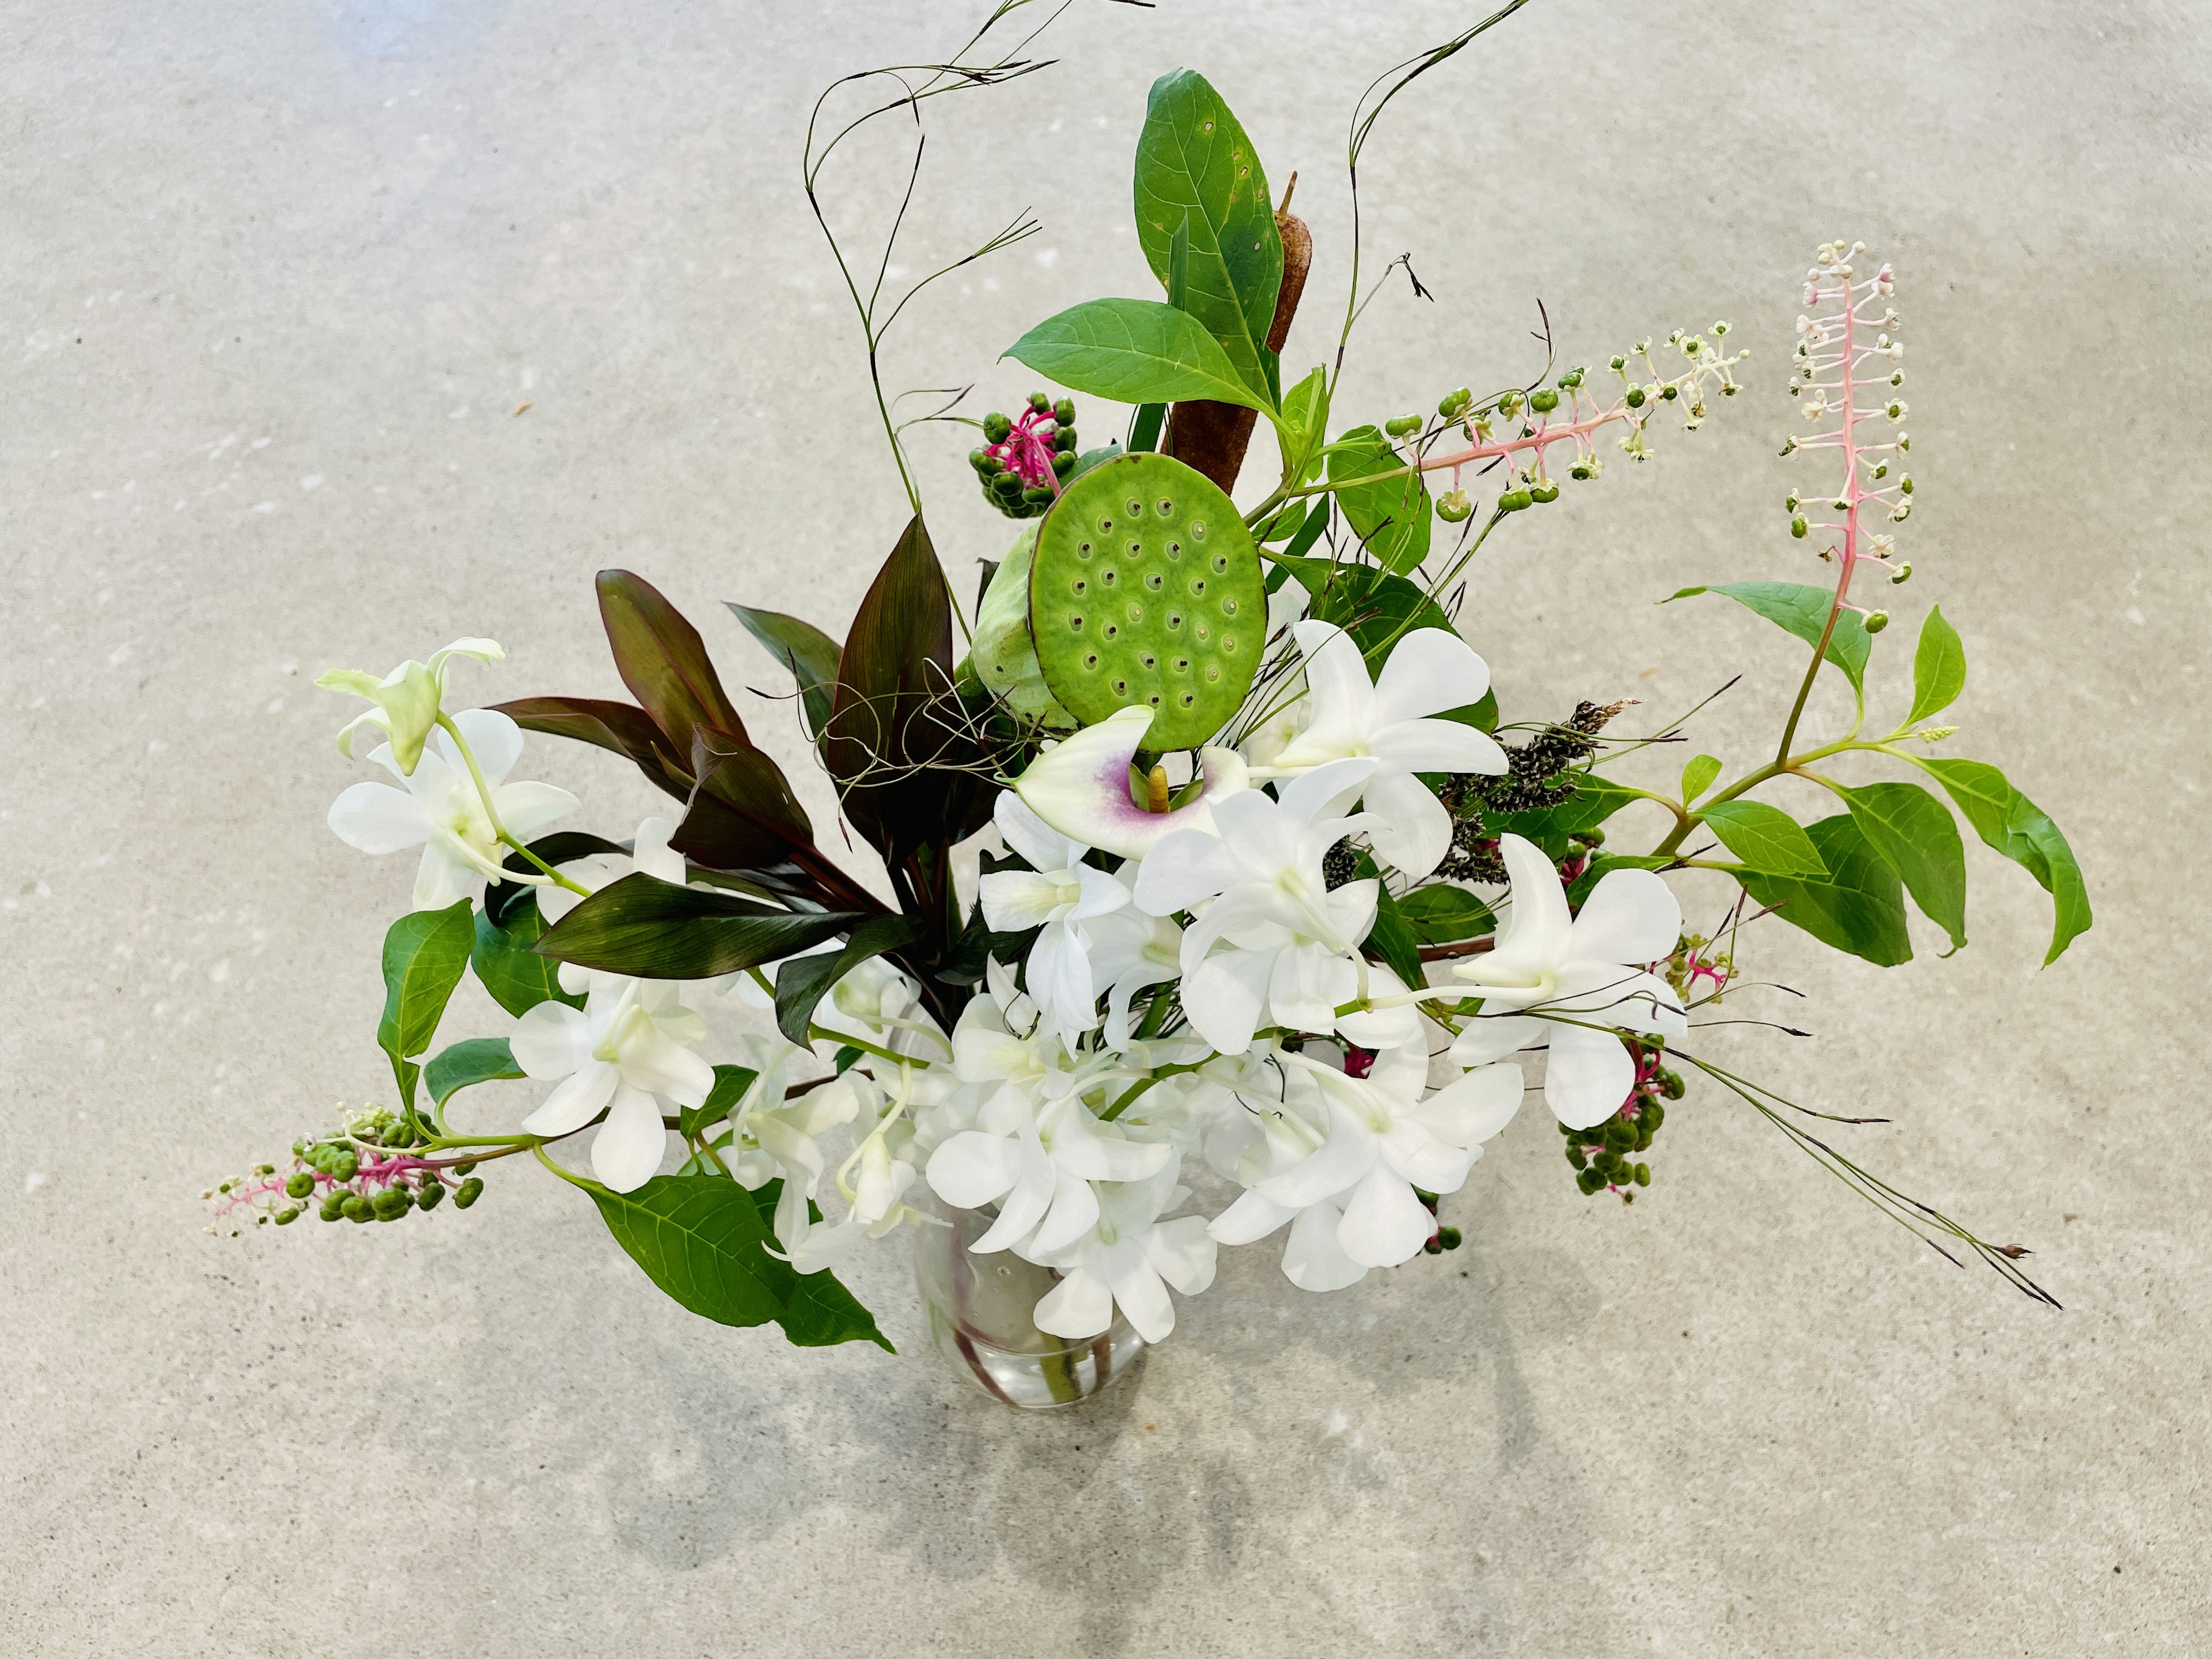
[416,1180,445,1211]
[1529,389,1559,414]
[285,1172,316,1200]
[454,1177,485,1210]
[1383,414,1423,439]
[1624,385,1646,408]
[1498,489,1532,512]
[275,1207,301,1225]
[1790,516,1808,539]
[1028,391,1051,414]
[343,1195,374,1224]
[1437,1226,1463,1250]
[1863,610,1889,634]
[1437,489,1472,523]
[372,1188,411,1221]
[1051,450,1076,476]
[1577,1167,1606,1195]
[1052,397,1075,425]
[1438,387,1472,416]
[1634,1163,1652,1187]
[982,411,1013,444]
[1529,481,1559,503]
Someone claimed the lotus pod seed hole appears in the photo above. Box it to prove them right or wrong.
[1221,596,1238,615]
[1157,498,1173,515]
[1145,572,1164,590]
[1126,498,1143,516]
[1211,554,1228,574]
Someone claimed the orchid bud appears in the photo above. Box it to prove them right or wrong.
[316,639,503,776]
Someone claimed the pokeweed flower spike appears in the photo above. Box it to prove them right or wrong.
[971,391,1080,520]
[1785,241,1914,627]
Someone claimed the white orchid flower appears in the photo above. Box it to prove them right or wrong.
[1242,622,1506,879]
[781,1067,931,1274]
[925,1069,1173,1257]
[948,959,1070,1129]
[711,1035,866,1262]
[510,968,715,1193]
[317,637,504,775]
[1208,1040,1522,1283]
[327,709,578,911]
[1080,866,1184,1047]
[979,792,1129,1041]
[1014,706,1249,861]
[537,814,682,930]
[1131,757,1382,1055]
[1025,1164,1218,1344]
[1447,832,1688,1130]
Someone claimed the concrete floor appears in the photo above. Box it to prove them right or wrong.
[4,1,2206,1653]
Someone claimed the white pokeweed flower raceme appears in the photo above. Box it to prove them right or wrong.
[979,791,1129,1041]
[327,708,579,911]
[510,966,714,1194]
[316,637,505,775]
[1131,756,1384,1056]
[1026,1162,1218,1344]
[1447,831,1688,1129]
[1242,622,1507,879]
[1207,1037,1522,1289]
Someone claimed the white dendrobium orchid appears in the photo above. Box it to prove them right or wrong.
[1025,1165,1218,1344]
[719,1035,865,1261]
[781,1066,932,1274]
[1243,622,1507,878]
[1447,832,1688,1130]
[1132,757,1382,1055]
[1014,705,1249,861]
[1208,1040,1522,1286]
[316,637,505,775]
[949,958,1069,1128]
[1080,866,1184,1047]
[979,792,1128,1040]
[327,709,579,911]
[510,968,715,1194]
[537,815,683,929]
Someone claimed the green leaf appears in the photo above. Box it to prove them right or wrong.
[1277,365,1328,481]
[483,831,627,928]
[1669,581,1872,692]
[1681,754,1722,804]
[1910,757,2092,965]
[423,1037,523,1107]
[596,570,750,763]
[588,1174,791,1330]
[1396,884,1493,946]
[1278,558,1493,729]
[1737,813,1913,967]
[538,872,861,979]
[1908,605,1967,725]
[1841,780,1968,953]
[472,895,583,1018]
[376,902,475,1108]
[774,915,928,1047]
[1005,298,1274,416]
[1564,852,1674,908]
[745,1181,895,1351]
[681,1064,758,1140]
[1493,774,1646,859]
[1328,425,1431,574]
[726,605,842,741]
[1134,70,1281,396]
[1697,799,1829,877]
[1363,882,1426,991]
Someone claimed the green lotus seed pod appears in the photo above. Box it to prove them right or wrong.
[1863,609,1889,634]
[1498,489,1533,512]
[982,411,1013,444]
[1437,489,1472,523]
[1530,481,1560,503]
[1383,414,1422,439]
[1028,452,1266,750]
[285,1172,316,1200]
[454,1177,484,1210]
[416,1180,445,1211]
[972,525,1080,729]
[1529,388,1559,414]
[1052,397,1075,426]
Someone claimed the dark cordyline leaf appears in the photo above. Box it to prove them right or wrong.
[672,744,816,875]
[726,604,843,741]
[492,695,692,800]
[484,831,629,927]
[596,570,749,763]
[773,915,927,1047]
[536,872,861,979]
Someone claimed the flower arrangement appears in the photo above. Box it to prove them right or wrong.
[213,3,2088,1396]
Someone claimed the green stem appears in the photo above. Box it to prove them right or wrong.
[435,713,592,896]
[811,1027,931,1070]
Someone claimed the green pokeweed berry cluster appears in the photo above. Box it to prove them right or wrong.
[1560,1036,1681,1200]
[970,392,1081,520]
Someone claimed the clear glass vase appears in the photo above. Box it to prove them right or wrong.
[911,1194,1143,1409]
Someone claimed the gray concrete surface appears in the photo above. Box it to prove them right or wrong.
[4,1,2206,1653]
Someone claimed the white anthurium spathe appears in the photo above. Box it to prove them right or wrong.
[925,1065,1173,1257]
[510,968,716,1194]
[1014,706,1250,861]
[1131,757,1383,1055]
[1207,1039,1524,1283]
[1446,832,1688,1130]
[317,637,505,775]
[979,792,1129,1040]
[1074,866,1184,1047]
[1024,1163,1218,1344]
[1241,622,1508,879]
[327,709,579,911]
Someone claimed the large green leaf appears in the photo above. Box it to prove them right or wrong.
[1396,884,1493,946]
[472,895,583,1017]
[596,570,749,766]
[1328,425,1432,575]
[1005,298,1274,416]
[774,915,928,1047]
[1907,605,1967,725]
[537,872,861,979]
[1910,757,2091,965]
[745,1181,895,1351]
[1362,879,1426,993]
[376,902,476,1108]
[1697,799,1829,877]
[1669,581,1872,693]
[1737,813,1912,967]
[727,604,842,741]
[1842,780,1968,953]
[1132,69,1282,397]
[423,1037,524,1107]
